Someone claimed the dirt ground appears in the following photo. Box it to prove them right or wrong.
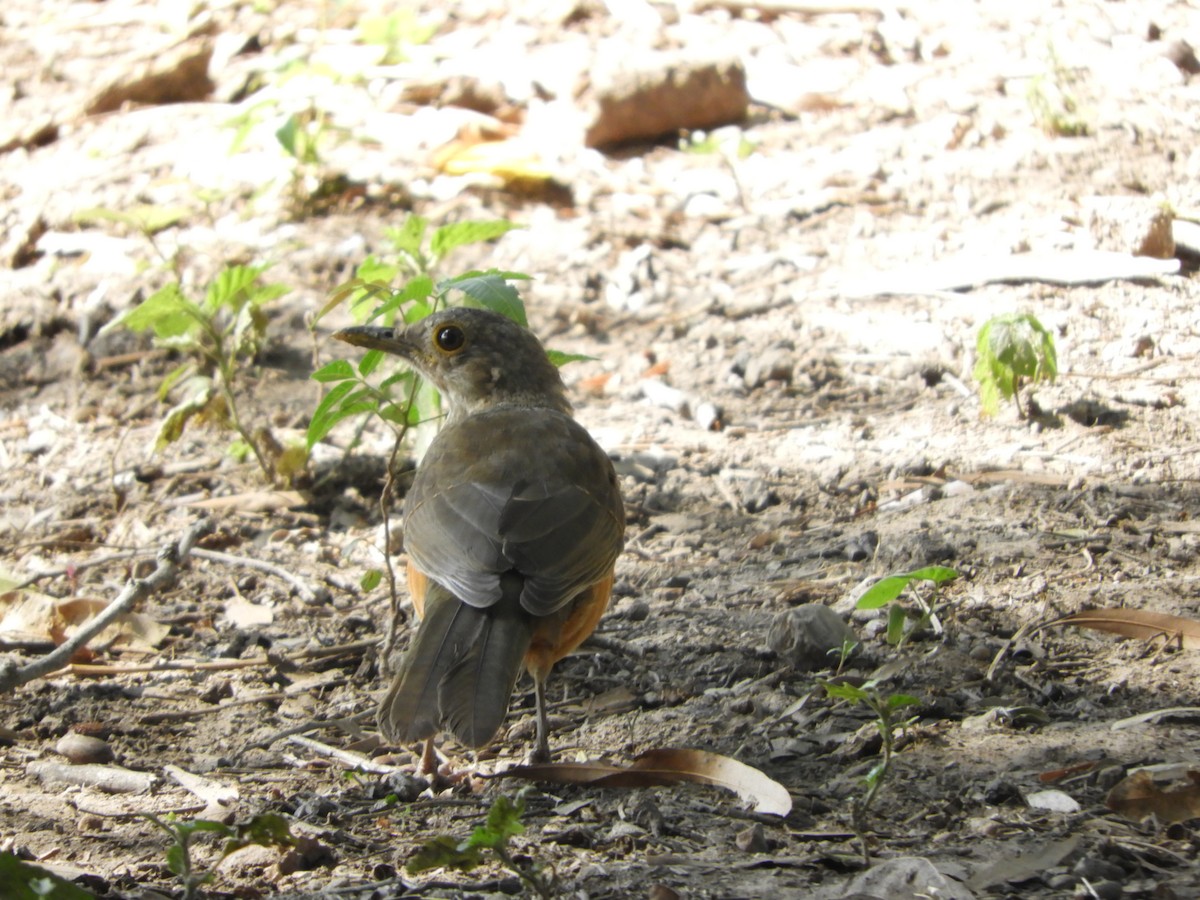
[3,1,1200,898]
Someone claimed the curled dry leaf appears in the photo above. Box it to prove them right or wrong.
[1106,770,1200,824]
[1049,608,1200,649]
[494,747,792,817]
[0,590,169,658]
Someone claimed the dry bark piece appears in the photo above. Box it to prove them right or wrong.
[27,760,155,793]
[584,51,749,148]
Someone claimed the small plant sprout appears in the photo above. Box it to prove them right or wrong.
[407,790,553,899]
[855,565,959,648]
[142,812,295,900]
[101,264,302,485]
[973,312,1058,418]
[822,679,920,858]
[828,637,859,675]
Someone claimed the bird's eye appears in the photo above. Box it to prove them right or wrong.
[434,325,466,353]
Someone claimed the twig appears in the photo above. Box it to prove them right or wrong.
[286,734,404,774]
[56,637,379,677]
[0,518,213,694]
[191,547,329,604]
[140,692,288,724]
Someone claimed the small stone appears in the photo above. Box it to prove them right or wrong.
[1085,195,1175,259]
[584,50,749,148]
[735,823,768,853]
[767,605,856,670]
[56,732,115,765]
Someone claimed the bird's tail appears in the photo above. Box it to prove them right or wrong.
[377,573,534,748]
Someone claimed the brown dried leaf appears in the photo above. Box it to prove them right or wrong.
[1106,770,1200,824]
[1050,608,1200,649]
[497,748,792,816]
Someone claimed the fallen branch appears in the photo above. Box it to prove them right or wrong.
[0,518,212,694]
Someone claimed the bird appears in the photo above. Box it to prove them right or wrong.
[334,307,625,763]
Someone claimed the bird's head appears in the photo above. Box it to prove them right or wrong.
[333,308,570,421]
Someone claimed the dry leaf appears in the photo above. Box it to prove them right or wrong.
[1049,608,1200,649]
[433,136,554,185]
[185,490,313,512]
[0,588,58,643]
[55,597,170,655]
[1,591,168,657]
[496,748,792,816]
[1106,770,1200,824]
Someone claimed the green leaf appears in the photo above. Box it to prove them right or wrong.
[157,360,195,400]
[372,275,434,322]
[885,604,907,645]
[358,349,385,377]
[164,843,186,877]
[440,270,529,325]
[74,203,190,235]
[360,569,383,591]
[0,851,97,899]
[903,565,959,585]
[887,693,920,710]
[823,681,869,704]
[356,256,401,285]
[275,114,300,158]
[546,349,597,367]
[856,566,958,609]
[855,575,910,610]
[205,264,268,312]
[231,813,295,849]
[386,215,428,260]
[407,835,482,874]
[312,359,356,382]
[430,220,522,263]
[307,381,374,449]
[468,793,525,850]
[307,399,378,448]
[104,284,197,339]
[974,312,1057,416]
[155,377,215,450]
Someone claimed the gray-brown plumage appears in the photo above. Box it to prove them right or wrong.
[334,308,624,761]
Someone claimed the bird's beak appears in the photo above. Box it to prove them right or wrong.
[332,325,410,356]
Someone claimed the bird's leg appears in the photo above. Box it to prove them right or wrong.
[418,736,439,776]
[532,674,551,763]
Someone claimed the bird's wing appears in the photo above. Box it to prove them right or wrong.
[403,410,624,614]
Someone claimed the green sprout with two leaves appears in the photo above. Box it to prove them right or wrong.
[823,679,920,854]
[974,312,1058,419]
[855,565,959,648]
[143,812,295,900]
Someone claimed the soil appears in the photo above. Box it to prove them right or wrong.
[3,1,1200,898]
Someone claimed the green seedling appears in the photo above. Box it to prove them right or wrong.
[101,264,303,485]
[408,790,553,899]
[1026,43,1090,137]
[142,812,295,900]
[358,9,435,64]
[822,680,920,858]
[973,312,1057,418]
[828,637,859,675]
[856,566,959,648]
